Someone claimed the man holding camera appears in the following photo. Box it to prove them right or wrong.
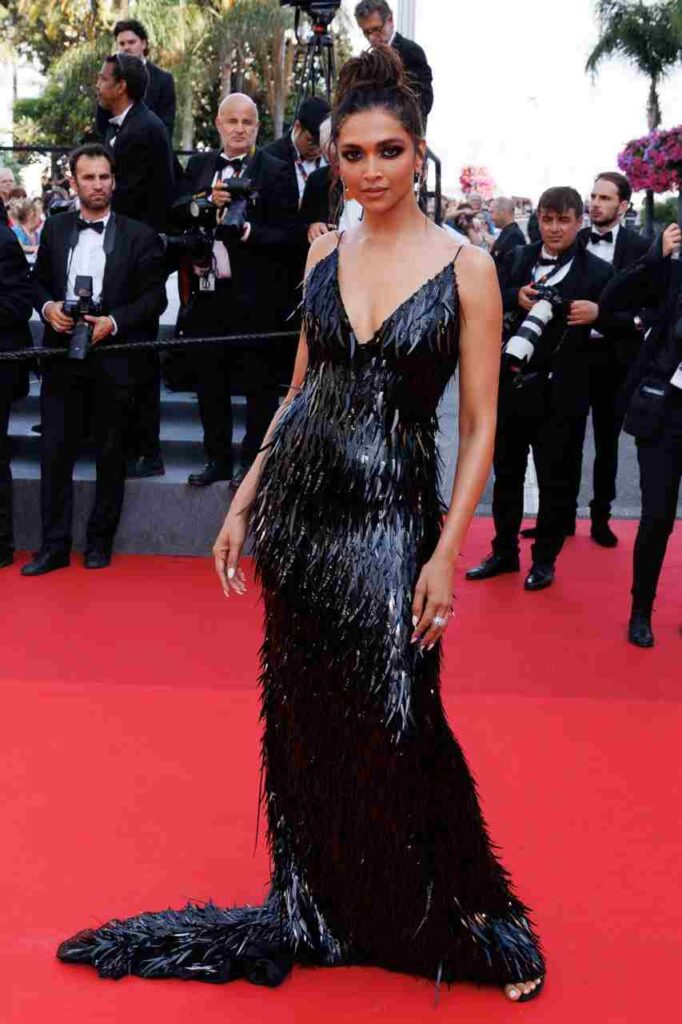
[466,187,615,591]
[177,93,299,488]
[0,197,33,569]
[22,145,166,576]
[354,0,433,124]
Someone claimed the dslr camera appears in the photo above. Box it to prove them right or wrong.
[63,275,102,360]
[502,284,566,375]
[168,178,256,273]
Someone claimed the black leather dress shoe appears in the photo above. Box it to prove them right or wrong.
[188,461,232,487]
[20,550,70,577]
[127,455,165,478]
[628,612,654,648]
[0,548,13,569]
[524,563,555,591]
[591,519,618,548]
[465,553,520,581]
[83,549,111,570]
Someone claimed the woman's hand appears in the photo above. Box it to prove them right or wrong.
[213,505,249,597]
[411,554,455,651]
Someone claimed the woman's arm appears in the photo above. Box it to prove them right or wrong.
[212,231,339,594]
[412,246,501,648]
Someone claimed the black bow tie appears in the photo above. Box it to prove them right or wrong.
[77,218,105,234]
[590,230,613,245]
[220,155,244,172]
[537,256,558,267]
[108,122,121,136]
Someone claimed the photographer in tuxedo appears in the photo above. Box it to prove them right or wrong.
[599,223,682,647]
[0,198,33,570]
[466,187,615,591]
[354,1,433,124]
[22,145,167,576]
[177,93,299,488]
[572,171,649,546]
[97,52,174,479]
[96,19,176,140]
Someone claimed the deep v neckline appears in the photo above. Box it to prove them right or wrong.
[333,246,457,347]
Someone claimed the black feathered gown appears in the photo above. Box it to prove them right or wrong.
[57,248,545,989]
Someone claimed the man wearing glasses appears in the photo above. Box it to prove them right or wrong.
[354,0,433,124]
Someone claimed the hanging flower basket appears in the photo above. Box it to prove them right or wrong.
[618,126,682,193]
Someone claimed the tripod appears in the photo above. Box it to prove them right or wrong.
[293,18,336,116]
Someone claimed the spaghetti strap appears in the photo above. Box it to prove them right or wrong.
[453,245,464,264]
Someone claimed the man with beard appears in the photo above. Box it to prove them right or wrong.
[574,172,649,545]
[23,145,166,575]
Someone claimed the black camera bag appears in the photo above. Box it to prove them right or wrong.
[623,370,672,441]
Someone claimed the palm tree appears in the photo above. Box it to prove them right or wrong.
[586,0,681,233]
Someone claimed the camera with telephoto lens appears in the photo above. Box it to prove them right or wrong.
[502,284,566,375]
[63,275,102,360]
[168,179,256,271]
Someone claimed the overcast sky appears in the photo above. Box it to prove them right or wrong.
[342,0,682,203]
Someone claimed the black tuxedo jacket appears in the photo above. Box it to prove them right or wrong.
[300,166,343,226]
[105,102,174,232]
[0,200,32,352]
[578,224,650,363]
[392,32,434,121]
[97,61,176,139]
[32,211,167,364]
[601,233,682,409]
[179,147,300,328]
[497,241,615,416]
[490,221,526,266]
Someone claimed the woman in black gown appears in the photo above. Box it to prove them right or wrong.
[57,47,546,1003]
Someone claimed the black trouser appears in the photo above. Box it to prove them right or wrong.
[632,416,682,613]
[569,349,627,522]
[40,357,132,554]
[194,343,279,470]
[0,372,20,554]
[124,351,162,461]
[492,385,586,566]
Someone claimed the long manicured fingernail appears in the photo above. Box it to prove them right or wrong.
[227,568,235,579]
[410,635,418,644]
[412,616,418,627]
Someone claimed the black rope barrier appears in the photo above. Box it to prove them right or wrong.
[0,329,300,362]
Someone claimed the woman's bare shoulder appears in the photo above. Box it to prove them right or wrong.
[305,230,340,277]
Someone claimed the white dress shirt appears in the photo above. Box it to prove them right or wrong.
[107,104,133,147]
[66,214,110,303]
[42,213,117,334]
[291,133,327,203]
[208,153,252,278]
[586,222,619,266]
[532,248,572,283]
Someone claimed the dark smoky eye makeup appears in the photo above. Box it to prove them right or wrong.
[340,149,363,161]
[382,146,405,158]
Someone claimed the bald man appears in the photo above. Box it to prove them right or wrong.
[178,93,300,487]
[490,197,526,266]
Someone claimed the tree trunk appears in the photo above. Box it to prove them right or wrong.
[644,77,661,238]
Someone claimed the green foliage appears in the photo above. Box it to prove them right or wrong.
[586,1,682,130]
[7,0,351,151]
[653,196,678,222]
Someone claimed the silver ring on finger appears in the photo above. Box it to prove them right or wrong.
[432,614,448,628]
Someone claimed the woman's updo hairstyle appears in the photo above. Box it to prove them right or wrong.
[331,45,424,149]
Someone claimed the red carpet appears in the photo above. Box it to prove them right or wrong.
[2,518,681,1023]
